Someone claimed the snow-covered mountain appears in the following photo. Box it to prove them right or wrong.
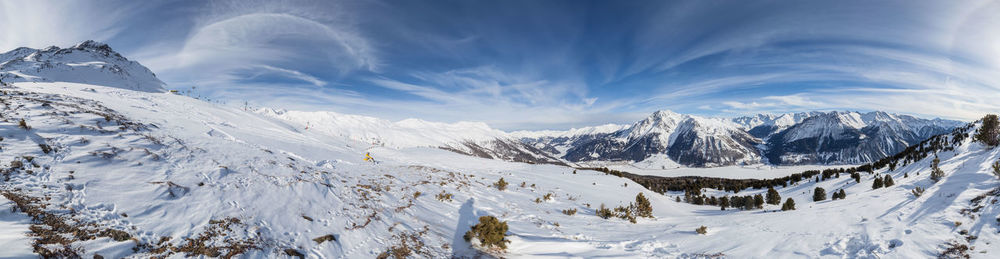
[257,109,565,165]
[516,110,962,167]
[764,111,963,165]
[0,40,165,92]
[555,111,762,167]
[511,124,626,156]
[732,111,823,138]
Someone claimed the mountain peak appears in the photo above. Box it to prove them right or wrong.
[73,40,111,50]
[71,40,118,57]
[651,110,681,119]
[0,41,165,92]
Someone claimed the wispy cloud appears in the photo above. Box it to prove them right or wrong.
[2,0,999,130]
[0,1,144,51]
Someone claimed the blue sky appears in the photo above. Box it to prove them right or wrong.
[2,0,999,130]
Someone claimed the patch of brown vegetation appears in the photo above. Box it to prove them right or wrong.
[173,217,261,258]
[1,190,134,257]
[377,227,431,259]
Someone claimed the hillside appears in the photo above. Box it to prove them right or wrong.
[0,80,997,258]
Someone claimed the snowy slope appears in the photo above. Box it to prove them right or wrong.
[257,109,508,149]
[2,81,1000,258]
[258,109,564,165]
[0,41,995,258]
[0,40,165,92]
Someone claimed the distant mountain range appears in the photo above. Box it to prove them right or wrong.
[516,110,963,167]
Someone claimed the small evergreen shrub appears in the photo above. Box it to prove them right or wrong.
[911,186,925,197]
[782,198,796,211]
[614,205,637,223]
[435,191,453,202]
[596,204,613,219]
[494,177,508,191]
[883,175,894,187]
[813,187,826,202]
[18,119,29,130]
[872,177,884,189]
[695,226,708,235]
[463,216,510,250]
[991,160,1000,179]
[974,114,999,147]
[634,193,653,218]
[765,187,781,205]
[562,208,577,216]
[931,155,945,182]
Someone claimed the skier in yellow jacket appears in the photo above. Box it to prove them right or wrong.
[364,152,376,163]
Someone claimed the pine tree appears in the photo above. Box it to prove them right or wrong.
[719,196,729,210]
[765,187,781,205]
[930,155,945,183]
[975,114,999,147]
[991,160,1000,179]
[883,175,894,187]
[782,198,796,211]
[635,193,653,218]
[753,194,764,209]
[872,177,884,189]
[838,189,846,199]
[813,187,826,202]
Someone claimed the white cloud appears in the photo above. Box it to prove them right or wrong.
[0,1,141,51]
[253,65,327,87]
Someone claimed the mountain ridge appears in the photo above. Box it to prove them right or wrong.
[0,40,165,92]
[518,109,963,167]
